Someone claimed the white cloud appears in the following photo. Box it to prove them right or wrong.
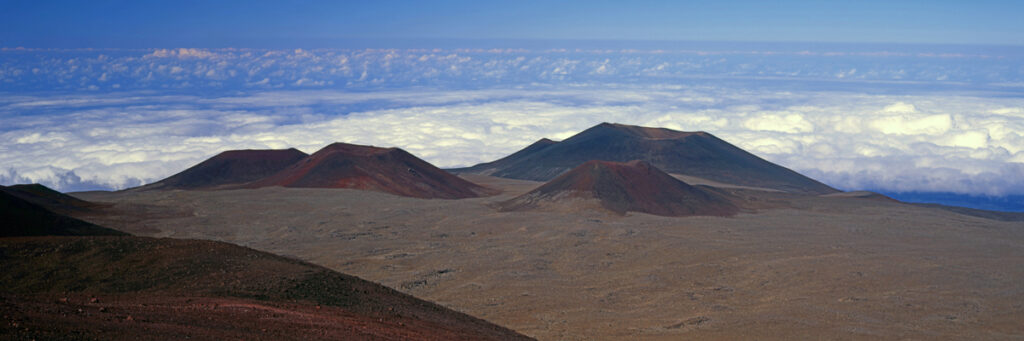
[743,113,814,133]
[990,107,1023,116]
[2,47,1023,197]
[870,114,952,135]
[145,48,221,59]
[939,131,989,149]
[15,132,69,144]
[883,101,918,113]
[3,47,1021,93]
[740,137,802,155]
[2,86,1023,197]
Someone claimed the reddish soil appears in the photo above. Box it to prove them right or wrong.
[135,148,309,190]
[598,124,700,139]
[0,236,532,340]
[499,160,738,217]
[246,142,496,199]
[0,294,525,341]
[69,179,1024,340]
[453,122,837,194]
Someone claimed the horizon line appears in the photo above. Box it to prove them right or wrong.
[4,37,1024,50]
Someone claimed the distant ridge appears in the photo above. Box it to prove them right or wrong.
[1,183,96,214]
[822,191,898,202]
[499,160,738,217]
[453,122,837,194]
[467,138,558,176]
[0,185,126,237]
[245,142,495,199]
[134,148,308,190]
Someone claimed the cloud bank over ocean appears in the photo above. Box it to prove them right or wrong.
[3,45,1022,92]
[1,46,1023,203]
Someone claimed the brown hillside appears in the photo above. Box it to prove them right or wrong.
[499,160,738,217]
[0,236,532,341]
[453,122,837,194]
[134,148,308,190]
[247,142,495,199]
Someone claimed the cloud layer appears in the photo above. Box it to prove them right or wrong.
[2,47,1022,196]
[2,86,1023,196]
[2,47,1022,92]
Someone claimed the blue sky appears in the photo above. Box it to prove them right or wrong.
[2,0,1023,47]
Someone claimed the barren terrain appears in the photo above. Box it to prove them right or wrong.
[0,236,531,340]
[73,175,1024,340]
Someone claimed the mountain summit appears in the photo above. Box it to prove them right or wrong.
[135,143,494,199]
[246,142,494,199]
[455,122,836,194]
[135,148,309,190]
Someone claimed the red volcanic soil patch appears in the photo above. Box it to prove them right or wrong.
[247,143,495,199]
[135,148,309,190]
[499,160,738,217]
[1,294,528,341]
[0,236,531,341]
[454,122,837,194]
[599,124,695,139]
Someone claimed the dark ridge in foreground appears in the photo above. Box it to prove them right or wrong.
[499,160,738,217]
[133,148,309,190]
[246,142,496,199]
[1,183,97,214]
[0,188,125,237]
[0,236,532,341]
[454,122,837,194]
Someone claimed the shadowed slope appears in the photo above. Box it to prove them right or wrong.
[0,236,532,340]
[0,189,125,237]
[499,160,738,217]
[134,148,308,190]
[1,184,97,214]
[453,138,558,176]
[247,143,495,199]
[455,123,836,194]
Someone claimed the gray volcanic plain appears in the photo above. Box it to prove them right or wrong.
[74,173,1024,340]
